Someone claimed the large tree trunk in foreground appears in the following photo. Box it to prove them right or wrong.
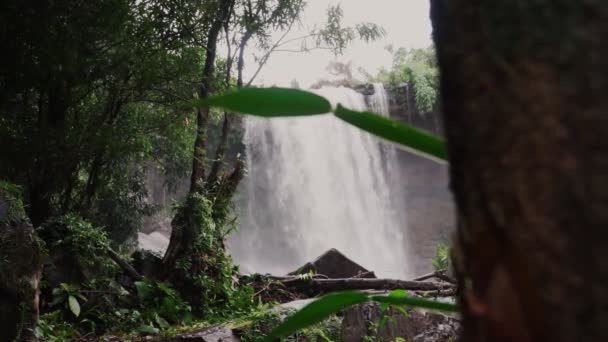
[431,1,608,341]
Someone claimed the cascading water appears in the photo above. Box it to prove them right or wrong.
[228,84,411,278]
[370,83,391,117]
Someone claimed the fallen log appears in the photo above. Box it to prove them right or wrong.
[412,271,456,284]
[281,278,453,292]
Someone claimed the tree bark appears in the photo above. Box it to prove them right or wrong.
[206,31,251,189]
[189,0,234,195]
[165,0,235,276]
[431,1,608,341]
[0,186,44,342]
[205,112,232,190]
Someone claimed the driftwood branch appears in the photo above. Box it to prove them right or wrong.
[412,271,456,284]
[413,288,457,298]
[281,278,453,292]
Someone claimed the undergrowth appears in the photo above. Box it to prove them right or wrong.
[34,194,257,340]
[237,308,343,342]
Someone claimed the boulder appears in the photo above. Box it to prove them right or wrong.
[132,249,164,277]
[288,248,376,278]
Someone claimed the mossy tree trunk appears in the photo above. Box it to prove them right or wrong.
[163,0,234,277]
[431,1,608,341]
[0,184,44,342]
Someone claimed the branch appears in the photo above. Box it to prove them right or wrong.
[281,278,453,292]
[246,17,297,86]
[412,271,456,284]
[108,248,143,281]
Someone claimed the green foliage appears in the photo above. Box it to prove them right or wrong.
[39,278,194,338]
[0,180,27,225]
[0,0,200,235]
[375,46,439,114]
[35,311,80,342]
[432,243,450,272]
[237,308,342,342]
[317,5,385,55]
[195,87,448,162]
[263,291,458,341]
[38,214,117,278]
[133,279,193,330]
[369,294,457,312]
[238,310,284,342]
[379,289,410,318]
[235,0,306,50]
[169,194,256,317]
[49,284,87,318]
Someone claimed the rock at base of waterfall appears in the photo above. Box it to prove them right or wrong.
[288,248,376,278]
[132,249,163,277]
[341,302,460,342]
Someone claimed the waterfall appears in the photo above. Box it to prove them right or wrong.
[370,83,390,117]
[228,85,411,278]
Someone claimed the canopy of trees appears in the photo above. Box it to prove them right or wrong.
[0,0,385,339]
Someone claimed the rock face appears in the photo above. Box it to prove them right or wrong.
[0,183,44,342]
[342,302,460,342]
[288,248,376,278]
[357,83,455,276]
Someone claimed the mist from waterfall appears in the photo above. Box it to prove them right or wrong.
[228,84,411,278]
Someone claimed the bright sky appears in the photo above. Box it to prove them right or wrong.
[245,0,433,88]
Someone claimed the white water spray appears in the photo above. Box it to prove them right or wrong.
[228,85,411,278]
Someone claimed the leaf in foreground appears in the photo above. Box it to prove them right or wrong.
[68,295,81,317]
[333,104,448,161]
[198,87,332,117]
[262,291,369,341]
[371,294,459,312]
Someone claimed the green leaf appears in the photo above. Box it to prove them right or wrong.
[134,280,153,300]
[333,104,447,161]
[34,326,43,338]
[195,87,332,117]
[263,291,369,341]
[68,295,81,317]
[370,294,459,313]
[380,289,408,313]
[136,324,159,335]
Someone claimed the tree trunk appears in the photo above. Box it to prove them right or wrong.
[431,1,608,341]
[189,0,234,195]
[205,112,231,190]
[164,0,234,279]
[0,184,44,342]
